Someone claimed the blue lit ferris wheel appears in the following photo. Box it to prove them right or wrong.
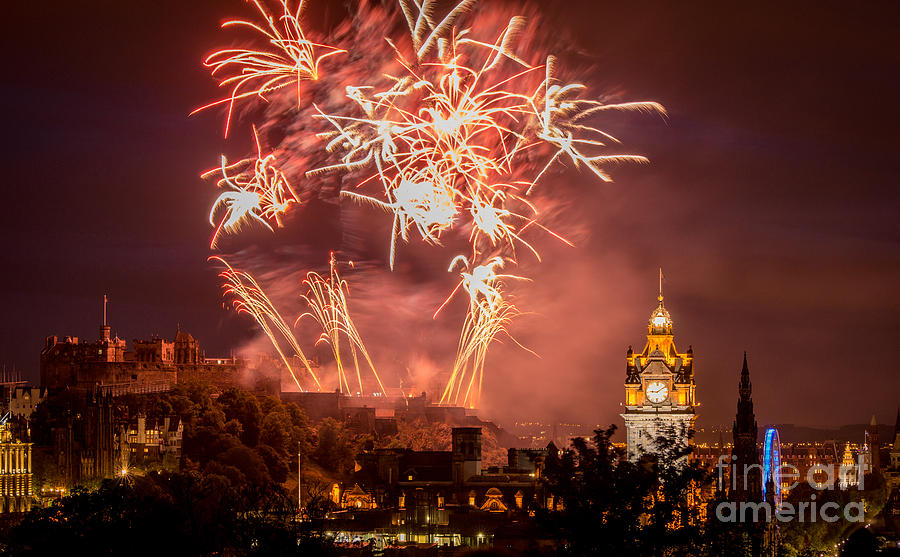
[762,427,782,506]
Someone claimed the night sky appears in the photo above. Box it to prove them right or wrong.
[2,0,898,430]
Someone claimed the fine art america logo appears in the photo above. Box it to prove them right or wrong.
[714,454,867,523]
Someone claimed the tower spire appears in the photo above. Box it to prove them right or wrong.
[648,269,673,336]
[739,352,752,400]
[658,268,664,303]
[732,352,760,502]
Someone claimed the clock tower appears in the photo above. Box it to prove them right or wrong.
[622,273,696,461]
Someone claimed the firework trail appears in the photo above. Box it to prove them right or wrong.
[198,0,663,408]
[212,256,322,391]
[297,253,387,395]
[439,256,527,409]
[193,0,346,136]
[204,127,300,249]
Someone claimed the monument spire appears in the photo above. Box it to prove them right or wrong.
[732,352,761,502]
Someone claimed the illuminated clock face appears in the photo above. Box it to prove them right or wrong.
[645,381,668,403]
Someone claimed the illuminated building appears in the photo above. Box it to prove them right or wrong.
[120,414,183,470]
[839,443,859,489]
[0,369,46,421]
[339,427,549,546]
[0,416,32,513]
[622,275,696,460]
[779,440,840,493]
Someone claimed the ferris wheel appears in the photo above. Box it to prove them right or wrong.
[762,427,782,507]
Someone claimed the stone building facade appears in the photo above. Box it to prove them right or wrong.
[41,324,243,395]
[0,417,32,513]
[121,414,183,470]
[622,281,697,461]
[52,390,117,486]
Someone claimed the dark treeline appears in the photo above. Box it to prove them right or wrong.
[4,385,889,556]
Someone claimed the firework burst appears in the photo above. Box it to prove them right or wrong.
[198,0,663,409]
[193,0,346,136]
[204,127,300,249]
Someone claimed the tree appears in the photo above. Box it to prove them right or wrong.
[217,388,263,446]
[183,426,241,467]
[216,446,271,486]
[540,425,712,557]
[5,470,336,556]
[256,444,290,484]
[8,382,337,556]
[840,527,878,557]
[260,410,294,456]
[313,418,356,476]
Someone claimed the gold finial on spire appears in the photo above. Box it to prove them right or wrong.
[658,268,664,303]
[648,268,672,335]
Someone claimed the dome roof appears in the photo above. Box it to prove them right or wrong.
[649,302,673,335]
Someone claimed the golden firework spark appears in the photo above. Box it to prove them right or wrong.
[212,256,322,391]
[439,256,526,409]
[298,254,387,396]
